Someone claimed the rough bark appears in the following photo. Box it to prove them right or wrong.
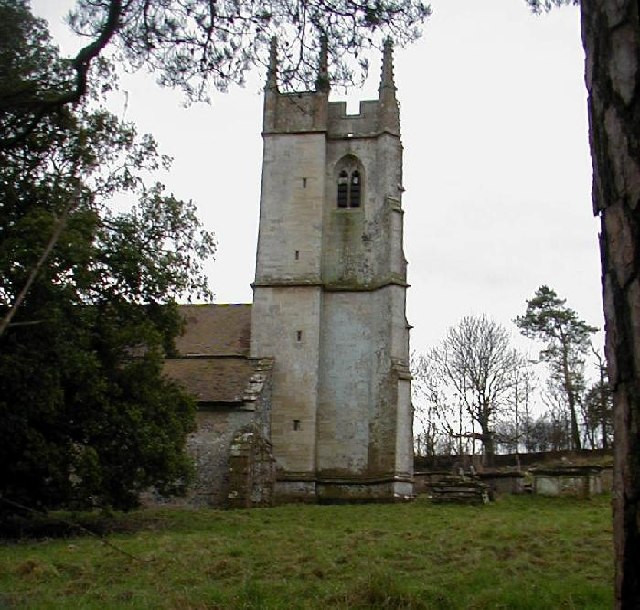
[580,1,640,606]
[481,431,495,467]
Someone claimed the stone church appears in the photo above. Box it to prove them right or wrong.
[164,41,413,507]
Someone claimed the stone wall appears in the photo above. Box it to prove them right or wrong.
[251,286,322,479]
[327,100,385,137]
[187,408,256,507]
[254,132,326,284]
[251,126,327,492]
[532,467,604,498]
[182,359,273,508]
[322,140,404,289]
[415,449,613,471]
[317,291,382,476]
[316,480,413,503]
[227,426,276,509]
[264,91,328,134]
[477,472,526,496]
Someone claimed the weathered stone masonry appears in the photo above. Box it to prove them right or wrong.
[164,304,275,507]
[165,42,413,506]
[250,40,413,503]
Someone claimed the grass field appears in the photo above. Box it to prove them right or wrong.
[0,494,612,609]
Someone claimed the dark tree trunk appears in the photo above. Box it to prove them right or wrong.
[580,2,640,606]
[482,434,495,467]
[567,389,582,450]
[562,347,582,449]
[478,413,495,467]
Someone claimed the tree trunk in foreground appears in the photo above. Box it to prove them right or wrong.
[580,2,640,606]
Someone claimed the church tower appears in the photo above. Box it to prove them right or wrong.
[250,40,413,502]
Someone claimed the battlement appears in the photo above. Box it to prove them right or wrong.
[263,39,399,137]
[263,90,328,134]
[328,99,390,138]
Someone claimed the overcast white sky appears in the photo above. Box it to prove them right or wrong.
[34,0,602,363]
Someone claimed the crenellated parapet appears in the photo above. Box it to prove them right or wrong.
[263,38,400,138]
[327,99,396,139]
[263,91,329,134]
[327,40,400,139]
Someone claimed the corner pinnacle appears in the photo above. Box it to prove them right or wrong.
[378,39,400,135]
[316,35,330,92]
[379,38,396,98]
[267,37,278,91]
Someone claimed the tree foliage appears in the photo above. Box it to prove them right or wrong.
[524,0,578,14]
[1,0,431,148]
[412,353,458,457]
[0,1,216,516]
[515,286,597,450]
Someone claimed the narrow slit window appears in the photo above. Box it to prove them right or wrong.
[296,330,303,342]
[350,170,361,208]
[302,177,307,188]
[337,170,349,208]
[293,420,301,431]
[294,250,300,260]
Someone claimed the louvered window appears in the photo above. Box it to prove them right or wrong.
[336,168,363,209]
[350,171,361,208]
[337,170,349,208]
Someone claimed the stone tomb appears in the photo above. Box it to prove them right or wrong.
[532,466,604,498]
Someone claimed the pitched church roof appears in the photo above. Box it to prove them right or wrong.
[164,304,255,405]
[174,304,251,356]
[164,358,254,404]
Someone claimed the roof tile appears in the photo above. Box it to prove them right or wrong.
[176,304,251,356]
[164,357,254,403]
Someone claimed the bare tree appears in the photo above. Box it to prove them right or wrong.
[541,380,572,451]
[493,361,536,458]
[412,353,458,457]
[582,348,613,450]
[425,315,522,465]
[525,409,569,452]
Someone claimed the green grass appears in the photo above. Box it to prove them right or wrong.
[0,494,612,609]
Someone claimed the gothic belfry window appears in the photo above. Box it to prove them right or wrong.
[335,158,364,209]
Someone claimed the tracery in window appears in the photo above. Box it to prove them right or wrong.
[335,157,364,209]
